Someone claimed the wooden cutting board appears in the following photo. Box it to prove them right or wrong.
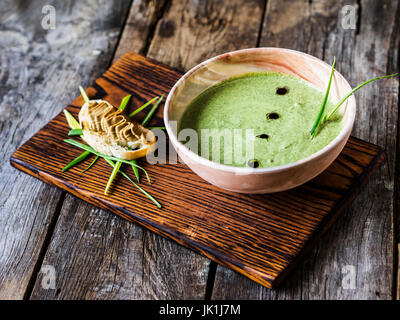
[10,53,384,289]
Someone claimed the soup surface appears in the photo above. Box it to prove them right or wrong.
[179,72,342,168]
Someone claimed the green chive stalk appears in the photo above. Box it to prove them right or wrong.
[63,110,81,130]
[62,151,91,172]
[323,73,399,123]
[128,96,159,117]
[142,95,164,127]
[104,161,122,195]
[79,85,90,103]
[310,57,336,138]
[68,128,83,136]
[119,95,131,112]
[82,155,99,173]
[104,159,161,208]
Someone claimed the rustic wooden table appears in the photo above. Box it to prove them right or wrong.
[0,0,398,300]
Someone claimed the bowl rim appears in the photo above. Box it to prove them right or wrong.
[164,47,356,174]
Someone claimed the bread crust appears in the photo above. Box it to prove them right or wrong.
[78,99,156,160]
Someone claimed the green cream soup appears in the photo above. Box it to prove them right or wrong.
[178,72,342,168]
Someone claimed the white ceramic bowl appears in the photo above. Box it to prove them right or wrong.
[164,48,356,193]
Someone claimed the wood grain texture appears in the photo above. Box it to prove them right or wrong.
[212,0,399,299]
[29,195,209,299]
[147,0,265,70]
[111,0,168,63]
[11,52,385,289]
[0,0,130,299]
[27,0,267,300]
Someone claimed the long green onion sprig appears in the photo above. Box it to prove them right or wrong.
[68,128,83,136]
[79,85,90,103]
[104,161,122,195]
[82,155,99,173]
[118,94,131,112]
[310,59,398,138]
[131,160,140,183]
[322,73,399,123]
[310,57,336,139]
[104,158,161,208]
[128,96,159,117]
[62,150,91,172]
[142,95,164,126]
[63,110,81,129]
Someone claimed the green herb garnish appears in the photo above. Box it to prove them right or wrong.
[310,57,336,139]
[63,110,81,130]
[68,128,83,136]
[104,159,161,208]
[128,95,164,184]
[310,59,398,138]
[131,160,140,183]
[62,150,91,172]
[128,96,159,117]
[323,73,399,123]
[79,85,90,103]
[119,95,131,111]
[82,155,99,173]
[104,161,122,195]
[142,95,164,126]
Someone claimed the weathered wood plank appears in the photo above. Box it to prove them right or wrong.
[147,0,265,70]
[112,0,168,62]
[0,0,131,299]
[30,195,211,299]
[212,0,399,299]
[306,0,398,300]
[30,0,265,299]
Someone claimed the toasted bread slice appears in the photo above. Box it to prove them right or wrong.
[78,99,156,160]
